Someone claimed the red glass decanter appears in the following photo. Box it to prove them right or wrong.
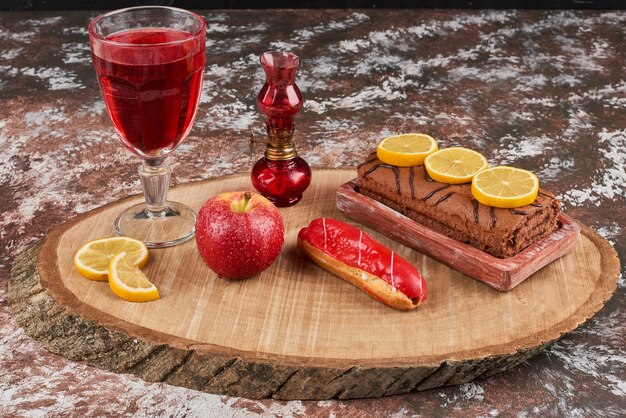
[251,51,311,207]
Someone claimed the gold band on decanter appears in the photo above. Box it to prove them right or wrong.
[265,125,297,160]
[265,143,297,160]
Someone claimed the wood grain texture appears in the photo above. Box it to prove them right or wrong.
[336,179,581,291]
[8,169,620,400]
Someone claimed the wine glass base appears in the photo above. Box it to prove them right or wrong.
[114,201,196,248]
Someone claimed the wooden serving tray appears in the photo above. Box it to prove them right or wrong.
[8,169,620,400]
[336,179,580,291]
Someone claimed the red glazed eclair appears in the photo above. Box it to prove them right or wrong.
[298,218,427,310]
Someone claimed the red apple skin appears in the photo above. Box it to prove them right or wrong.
[195,191,284,279]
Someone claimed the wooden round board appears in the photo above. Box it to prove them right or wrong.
[9,169,620,400]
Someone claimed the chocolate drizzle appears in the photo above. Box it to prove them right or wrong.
[436,192,454,205]
[356,153,378,169]
[391,165,401,194]
[362,162,401,194]
[509,208,529,215]
[424,171,435,182]
[489,207,497,228]
[422,184,451,201]
[472,199,480,223]
[363,162,383,178]
[530,202,543,207]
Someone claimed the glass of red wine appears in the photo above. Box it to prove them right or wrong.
[89,7,205,248]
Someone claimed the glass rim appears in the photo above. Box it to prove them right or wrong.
[260,51,300,69]
[88,6,206,47]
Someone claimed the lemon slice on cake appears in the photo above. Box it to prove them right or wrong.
[471,166,539,208]
[424,147,488,184]
[108,252,160,302]
[376,133,438,167]
[74,237,149,281]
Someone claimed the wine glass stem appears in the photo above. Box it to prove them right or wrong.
[139,161,170,216]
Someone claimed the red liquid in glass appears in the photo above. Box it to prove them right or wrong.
[92,28,205,159]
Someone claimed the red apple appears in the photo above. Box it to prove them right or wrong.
[195,191,284,279]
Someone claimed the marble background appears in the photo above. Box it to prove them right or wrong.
[1,9,624,417]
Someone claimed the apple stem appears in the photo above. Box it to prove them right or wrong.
[243,192,252,211]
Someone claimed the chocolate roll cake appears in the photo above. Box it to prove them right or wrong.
[356,154,561,258]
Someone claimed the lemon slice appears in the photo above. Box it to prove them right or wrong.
[74,237,149,281]
[424,147,488,184]
[108,252,160,302]
[471,166,539,208]
[376,133,438,167]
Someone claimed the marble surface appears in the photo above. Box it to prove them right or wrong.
[1,9,625,417]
